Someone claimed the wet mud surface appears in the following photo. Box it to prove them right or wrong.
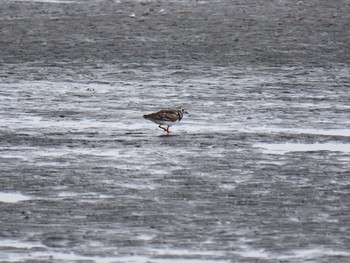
[1,0,350,262]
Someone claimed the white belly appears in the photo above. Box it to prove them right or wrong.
[151,119,178,126]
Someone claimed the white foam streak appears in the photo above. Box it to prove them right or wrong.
[254,142,350,154]
[249,127,350,137]
[0,192,31,203]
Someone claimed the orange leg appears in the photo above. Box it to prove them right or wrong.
[158,125,171,135]
[158,124,167,132]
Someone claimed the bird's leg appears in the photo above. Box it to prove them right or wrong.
[158,125,171,135]
[158,125,168,132]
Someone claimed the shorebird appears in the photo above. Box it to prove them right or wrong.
[143,108,189,135]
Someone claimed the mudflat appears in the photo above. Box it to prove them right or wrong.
[0,0,349,262]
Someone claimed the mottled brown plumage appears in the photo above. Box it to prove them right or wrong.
[144,110,180,122]
[143,108,188,135]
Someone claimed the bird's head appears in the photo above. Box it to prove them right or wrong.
[178,108,189,114]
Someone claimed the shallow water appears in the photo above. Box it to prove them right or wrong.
[1,64,349,263]
[1,0,350,262]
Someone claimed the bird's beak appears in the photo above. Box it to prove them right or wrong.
[184,110,189,114]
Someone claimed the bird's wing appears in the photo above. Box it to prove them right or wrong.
[149,110,178,122]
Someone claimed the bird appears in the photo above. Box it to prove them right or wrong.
[143,108,189,135]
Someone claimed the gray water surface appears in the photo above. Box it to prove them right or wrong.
[1,0,350,262]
